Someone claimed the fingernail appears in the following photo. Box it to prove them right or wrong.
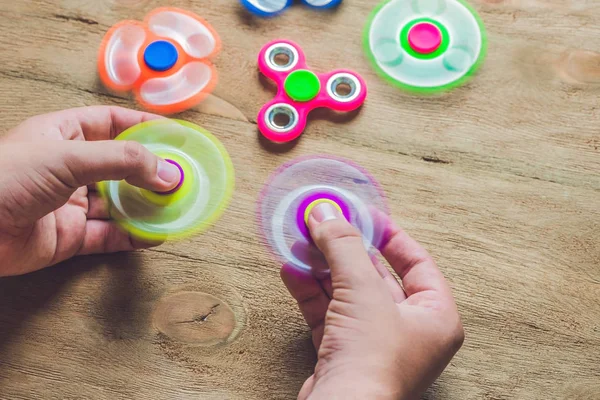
[311,202,340,223]
[157,159,181,184]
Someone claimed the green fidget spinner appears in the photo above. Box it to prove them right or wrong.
[364,0,487,93]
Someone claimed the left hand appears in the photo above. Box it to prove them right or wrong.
[0,106,182,276]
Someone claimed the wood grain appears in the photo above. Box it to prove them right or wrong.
[0,0,598,399]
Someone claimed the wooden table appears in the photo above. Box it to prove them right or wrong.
[1,1,599,399]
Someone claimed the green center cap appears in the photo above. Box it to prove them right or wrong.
[284,70,321,102]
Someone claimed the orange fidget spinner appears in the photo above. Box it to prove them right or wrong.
[98,8,220,114]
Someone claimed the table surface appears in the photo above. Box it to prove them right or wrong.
[1,0,599,399]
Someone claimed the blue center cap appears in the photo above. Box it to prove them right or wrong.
[144,40,178,72]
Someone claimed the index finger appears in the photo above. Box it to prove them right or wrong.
[64,106,163,141]
[15,106,162,141]
[379,217,454,301]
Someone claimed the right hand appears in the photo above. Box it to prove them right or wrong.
[281,202,464,400]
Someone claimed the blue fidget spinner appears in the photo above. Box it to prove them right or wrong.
[241,0,342,17]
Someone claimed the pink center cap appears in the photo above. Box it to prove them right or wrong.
[408,22,442,54]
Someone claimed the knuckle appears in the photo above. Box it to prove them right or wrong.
[121,141,147,169]
[442,314,465,352]
[57,116,83,139]
[409,252,435,271]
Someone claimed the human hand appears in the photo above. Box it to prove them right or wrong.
[282,203,464,400]
[0,106,182,277]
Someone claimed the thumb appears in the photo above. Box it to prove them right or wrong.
[6,140,181,226]
[55,140,181,191]
[307,202,382,291]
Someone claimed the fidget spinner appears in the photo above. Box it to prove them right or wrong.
[98,8,220,114]
[257,156,388,275]
[257,40,367,143]
[364,0,486,93]
[241,0,342,17]
[98,119,234,242]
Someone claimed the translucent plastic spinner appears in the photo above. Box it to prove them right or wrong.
[241,0,342,17]
[98,119,234,242]
[98,8,220,114]
[257,156,388,275]
[364,0,486,93]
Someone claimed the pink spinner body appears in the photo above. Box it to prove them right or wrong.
[257,40,367,143]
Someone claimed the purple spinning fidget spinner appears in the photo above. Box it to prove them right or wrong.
[257,156,389,275]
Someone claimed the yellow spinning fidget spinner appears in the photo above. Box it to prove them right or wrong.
[98,119,234,242]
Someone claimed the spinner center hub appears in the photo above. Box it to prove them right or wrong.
[303,198,343,224]
[296,191,351,240]
[142,155,192,207]
[284,69,321,102]
[144,40,179,72]
[407,22,442,54]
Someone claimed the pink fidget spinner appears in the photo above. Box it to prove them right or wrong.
[98,8,220,114]
[257,40,367,143]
